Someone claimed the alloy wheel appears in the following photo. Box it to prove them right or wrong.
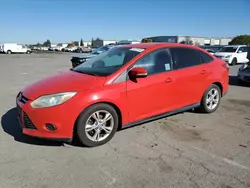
[206,88,219,110]
[85,110,114,142]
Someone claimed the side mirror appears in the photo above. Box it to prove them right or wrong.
[238,50,243,53]
[129,67,148,79]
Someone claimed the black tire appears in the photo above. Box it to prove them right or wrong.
[26,50,31,54]
[75,103,119,147]
[7,50,11,54]
[237,79,244,86]
[199,84,221,113]
[231,58,237,66]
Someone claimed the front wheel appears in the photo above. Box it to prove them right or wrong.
[199,84,221,113]
[75,103,119,147]
[231,58,237,66]
[7,50,12,54]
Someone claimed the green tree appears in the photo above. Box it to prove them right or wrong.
[142,38,153,43]
[43,39,51,47]
[194,41,200,46]
[80,38,84,46]
[67,41,75,48]
[229,35,250,45]
[180,36,193,45]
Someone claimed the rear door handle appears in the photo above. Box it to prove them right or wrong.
[165,77,173,83]
[200,70,207,74]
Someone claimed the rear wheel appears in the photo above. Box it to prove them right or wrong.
[7,50,12,54]
[75,103,119,147]
[199,84,221,113]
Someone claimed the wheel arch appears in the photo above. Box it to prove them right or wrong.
[212,82,223,96]
[73,101,123,134]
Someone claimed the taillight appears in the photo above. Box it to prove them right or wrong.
[222,62,229,70]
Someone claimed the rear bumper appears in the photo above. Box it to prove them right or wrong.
[222,91,228,97]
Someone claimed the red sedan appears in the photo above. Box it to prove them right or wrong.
[16,43,229,147]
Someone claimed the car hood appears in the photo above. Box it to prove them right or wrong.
[22,71,106,100]
[73,53,97,59]
[214,52,234,57]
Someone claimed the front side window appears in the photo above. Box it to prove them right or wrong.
[238,47,248,52]
[132,48,172,76]
[170,47,202,69]
[73,47,144,76]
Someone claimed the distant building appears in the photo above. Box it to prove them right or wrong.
[103,40,117,46]
[141,36,233,45]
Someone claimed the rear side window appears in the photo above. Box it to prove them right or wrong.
[199,51,214,63]
[170,47,202,69]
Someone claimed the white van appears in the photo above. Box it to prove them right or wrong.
[2,43,32,54]
[213,45,248,65]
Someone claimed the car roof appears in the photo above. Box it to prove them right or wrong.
[224,45,247,47]
[121,42,201,50]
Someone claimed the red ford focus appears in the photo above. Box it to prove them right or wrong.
[16,43,229,147]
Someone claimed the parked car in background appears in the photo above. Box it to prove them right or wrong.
[237,46,250,84]
[213,45,249,65]
[74,47,92,53]
[2,43,32,54]
[237,63,250,84]
[199,45,225,53]
[71,45,116,68]
[204,49,215,55]
[64,47,77,52]
[0,44,3,53]
[17,43,229,147]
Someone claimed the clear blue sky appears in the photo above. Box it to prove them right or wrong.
[0,0,249,44]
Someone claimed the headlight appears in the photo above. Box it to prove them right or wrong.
[30,92,77,108]
[225,55,231,58]
[239,64,248,71]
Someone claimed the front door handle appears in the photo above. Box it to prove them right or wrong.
[165,77,173,83]
[200,70,207,74]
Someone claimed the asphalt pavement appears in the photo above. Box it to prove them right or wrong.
[0,53,250,188]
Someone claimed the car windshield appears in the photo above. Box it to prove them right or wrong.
[91,46,110,54]
[72,47,145,76]
[218,47,238,52]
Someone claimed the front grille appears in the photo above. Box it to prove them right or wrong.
[17,104,22,124]
[244,76,250,81]
[23,112,37,129]
[215,56,223,59]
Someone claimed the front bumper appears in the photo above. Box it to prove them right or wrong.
[223,58,231,64]
[237,72,250,82]
[16,96,74,141]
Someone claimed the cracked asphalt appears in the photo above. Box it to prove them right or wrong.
[0,52,250,188]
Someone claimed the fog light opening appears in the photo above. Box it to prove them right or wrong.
[45,123,57,131]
